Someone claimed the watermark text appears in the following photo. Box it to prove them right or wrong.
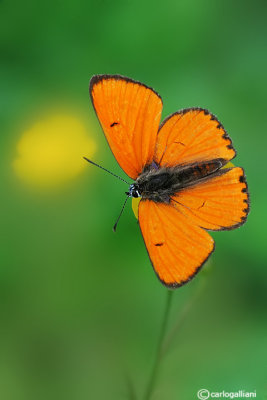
[197,389,256,399]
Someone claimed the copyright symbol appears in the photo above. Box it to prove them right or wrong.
[197,389,210,399]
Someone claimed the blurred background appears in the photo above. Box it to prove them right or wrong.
[1,0,266,399]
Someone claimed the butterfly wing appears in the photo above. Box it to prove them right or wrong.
[171,167,249,231]
[90,75,163,179]
[138,200,214,287]
[154,108,235,167]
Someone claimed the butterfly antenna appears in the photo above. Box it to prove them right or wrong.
[113,195,130,232]
[83,157,130,184]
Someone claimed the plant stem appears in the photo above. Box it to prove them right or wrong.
[143,290,173,400]
[161,279,205,357]
[125,372,138,400]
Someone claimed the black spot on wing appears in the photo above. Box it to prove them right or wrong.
[198,201,206,209]
[110,122,119,127]
[155,242,164,247]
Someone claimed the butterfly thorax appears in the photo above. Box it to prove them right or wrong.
[131,158,226,203]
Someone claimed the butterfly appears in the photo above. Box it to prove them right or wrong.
[87,74,249,288]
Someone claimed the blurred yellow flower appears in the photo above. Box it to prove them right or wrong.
[131,161,235,219]
[13,114,96,188]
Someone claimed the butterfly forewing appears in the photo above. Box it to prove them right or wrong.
[154,108,235,168]
[90,75,163,179]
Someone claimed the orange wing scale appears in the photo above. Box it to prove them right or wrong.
[90,75,163,179]
[171,167,249,231]
[155,108,235,167]
[138,200,215,287]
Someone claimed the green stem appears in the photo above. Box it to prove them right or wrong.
[161,279,205,357]
[125,372,138,400]
[143,290,173,400]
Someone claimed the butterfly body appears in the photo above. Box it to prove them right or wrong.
[134,158,226,203]
[89,74,249,288]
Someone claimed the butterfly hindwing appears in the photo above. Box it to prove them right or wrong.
[154,108,236,168]
[138,199,215,287]
[90,75,163,179]
[171,167,249,231]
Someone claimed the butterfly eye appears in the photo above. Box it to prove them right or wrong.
[128,184,141,198]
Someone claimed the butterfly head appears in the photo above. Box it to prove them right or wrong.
[126,183,141,198]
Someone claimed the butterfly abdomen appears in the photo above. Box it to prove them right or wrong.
[136,158,226,203]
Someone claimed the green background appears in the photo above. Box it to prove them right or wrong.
[1,0,266,399]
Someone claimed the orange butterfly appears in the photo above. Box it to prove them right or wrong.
[87,74,249,288]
